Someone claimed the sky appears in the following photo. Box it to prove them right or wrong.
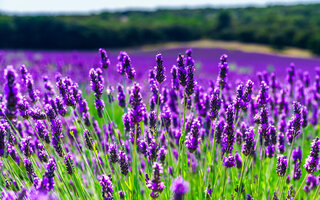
[0,0,319,14]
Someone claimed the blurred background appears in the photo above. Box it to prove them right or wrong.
[0,0,320,54]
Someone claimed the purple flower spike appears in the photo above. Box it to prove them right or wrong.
[276,155,287,177]
[117,84,126,108]
[155,53,166,84]
[99,175,113,199]
[170,176,189,200]
[4,65,21,120]
[171,65,180,90]
[99,48,110,69]
[123,54,135,80]
[304,137,320,174]
[185,119,201,153]
[257,81,269,108]
[209,88,221,121]
[147,162,165,199]
[223,154,236,168]
[177,54,187,87]
[217,54,229,90]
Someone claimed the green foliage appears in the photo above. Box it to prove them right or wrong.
[0,4,320,54]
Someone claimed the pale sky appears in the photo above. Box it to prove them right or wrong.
[0,0,319,14]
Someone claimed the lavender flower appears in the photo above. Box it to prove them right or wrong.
[4,65,20,120]
[24,158,36,183]
[276,155,287,177]
[21,136,33,157]
[234,152,243,169]
[64,152,74,175]
[242,80,254,110]
[185,119,201,153]
[84,129,94,151]
[209,88,221,121]
[155,54,166,84]
[99,48,110,69]
[170,176,189,200]
[217,54,229,90]
[222,105,235,155]
[117,84,126,108]
[17,96,30,119]
[109,143,119,164]
[185,65,195,96]
[117,51,127,75]
[100,175,113,200]
[223,154,236,168]
[171,65,180,90]
[257,81,269,108]
[147,162,165,199]
[304,137,320,174]
[119,151,129,176]
[177,54,187,87]
[129,83,146,125]
[123,54,135,80]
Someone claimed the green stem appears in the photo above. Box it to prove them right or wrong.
[221,167,228,199]
[294,174,308,200]
[313,180,320,200]
[237,156,248,199]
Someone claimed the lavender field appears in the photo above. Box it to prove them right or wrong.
[1,48,320,200]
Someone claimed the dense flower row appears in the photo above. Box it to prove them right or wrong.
[0,48,319,200]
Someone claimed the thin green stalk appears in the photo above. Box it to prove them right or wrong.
[237,155,249,199]
[221,167,228,199]
[294,174,308,200]
[313,180,320,200]
[257,140,264,197]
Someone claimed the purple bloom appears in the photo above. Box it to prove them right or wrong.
[24,158,36,183]
[292,146,302,163]
[209,88,221,121]
[109,143,119,164]
[185,119,201,153]
[99,175,113,199]
[222,105,235,155]
[89,68,104,98]
[217,54,229,90]
[234,152,243,169]
[293,160,302,181]
[257,81,269,108]
[158,147,167,163]
[170,176,189,200]
[84,129,94,151]
[223,154,236,168]
[242,128,256,156]
[129,83,146,124]
[99,48,110,69]
[276,155,287,177]
[161,106,172,129]
[155,54,166,84]
[123,54,135,80]
[185,65,195,96]
[4,65,20,120]
[21,136,33,157]
[119,151,129,176]
[147,162,165,199]
[64,152,74,175]
[177,54,187,87]
[304,137,320,174]
[117,51,127,75]
[171,65,180,90]
[242,80,254,110]
[17,96,30,119]
[117,84,126,108]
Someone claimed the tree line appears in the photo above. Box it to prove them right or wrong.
[0,4,319,54]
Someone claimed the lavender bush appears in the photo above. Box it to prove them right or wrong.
[0,48,320,200]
